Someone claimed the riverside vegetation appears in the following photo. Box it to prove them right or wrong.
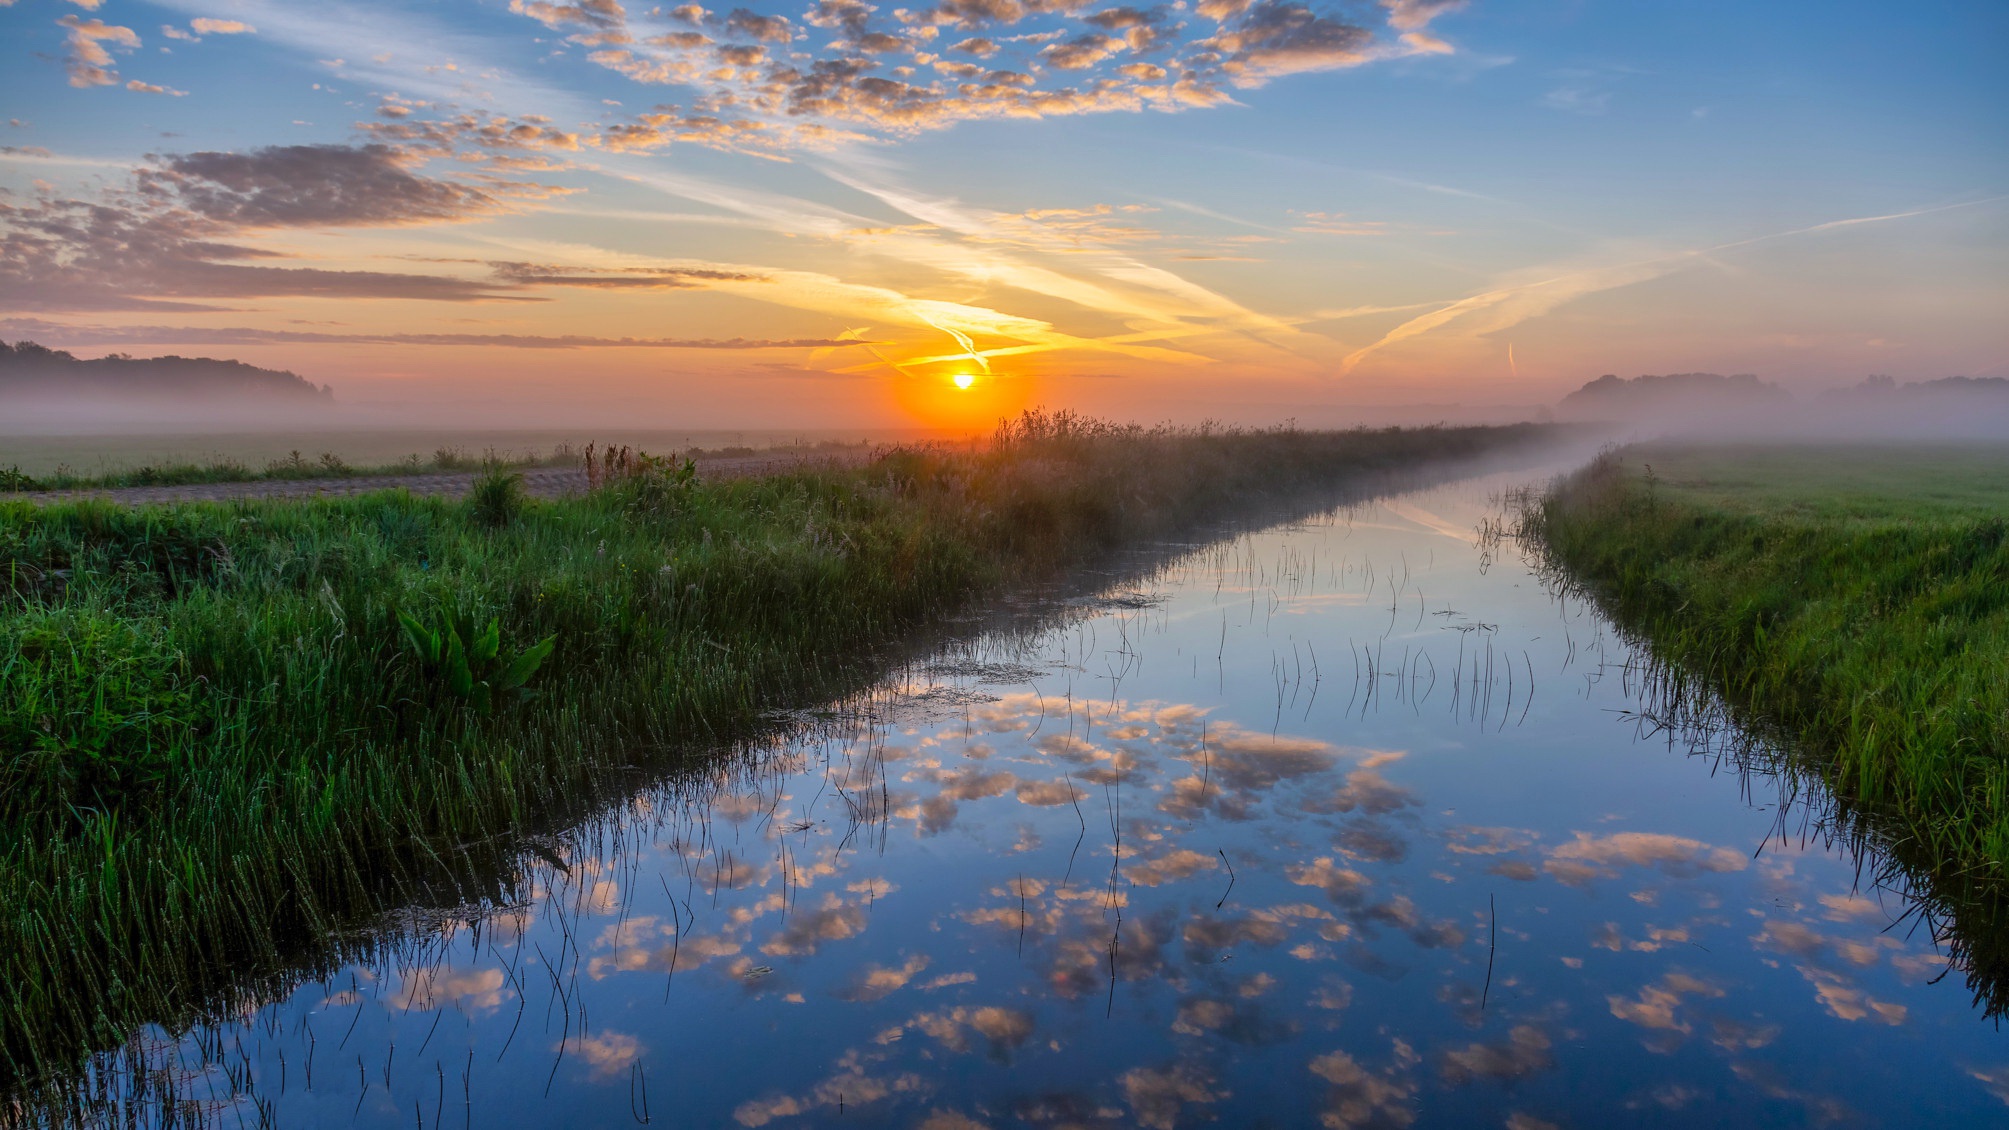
[0,415,1550,1090]
[1526,443,2009,996]
[0,439,864,493]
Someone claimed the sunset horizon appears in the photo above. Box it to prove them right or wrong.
[6,6,2009,1123]
[5,0,2001,430]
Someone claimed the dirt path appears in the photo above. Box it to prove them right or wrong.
[7,450,867,507]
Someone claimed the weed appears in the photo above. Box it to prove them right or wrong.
[397,611,555,711]
[466,467,528,528]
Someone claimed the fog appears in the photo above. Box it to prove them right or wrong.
[1554,372,2009,444]
[6,336,2006,479]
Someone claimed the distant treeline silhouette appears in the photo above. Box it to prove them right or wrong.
[0,340,332,403]
[1558,370,2009,433]
[1561,371,1790,412]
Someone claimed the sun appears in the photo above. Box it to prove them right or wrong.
[952,372,976,390]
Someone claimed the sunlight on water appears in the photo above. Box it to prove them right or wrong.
[75,465,2009,1127]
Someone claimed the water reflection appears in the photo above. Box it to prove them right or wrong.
[36,467,2009,1127]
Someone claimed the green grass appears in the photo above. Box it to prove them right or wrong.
[1622,441,2009,521]
[0,444,567,491]
[0,428,906,483]
[0,417,1549,1089]
[1528,443,2009,998]
[0,438,875,492]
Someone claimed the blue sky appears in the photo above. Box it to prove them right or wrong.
[3,0,2003,425]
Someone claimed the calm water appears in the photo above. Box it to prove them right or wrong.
[91,465,2007,1127]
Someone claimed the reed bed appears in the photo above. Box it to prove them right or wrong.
[0,416,1549,1090]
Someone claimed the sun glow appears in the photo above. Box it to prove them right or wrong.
[952,372,976,390]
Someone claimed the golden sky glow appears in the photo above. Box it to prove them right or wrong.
[1,1,2002,427]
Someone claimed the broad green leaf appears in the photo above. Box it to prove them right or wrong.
[443,629,473,697]
[472,618,501,667]
[397,610,441,666]
[494,634,556,691]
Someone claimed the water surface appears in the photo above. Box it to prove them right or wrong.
[93,465,2008,1127]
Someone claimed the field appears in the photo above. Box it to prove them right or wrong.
[0,428,925,490]
[0,418,1550,1090]
[1527,443,2009,974]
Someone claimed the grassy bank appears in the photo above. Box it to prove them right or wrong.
[1,417,1548,1088]
[1,438,873,492]
[1527,444,2008,972]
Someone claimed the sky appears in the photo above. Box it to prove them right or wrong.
[2,0,2005,428]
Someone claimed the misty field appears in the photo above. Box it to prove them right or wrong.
[0,418,1548,1089]
[1529,444,2009,924]
[0,428,913,490]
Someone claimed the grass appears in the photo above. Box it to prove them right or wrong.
[0,438,874,493]
[1526,442,2009,1001]
[0,416,1550,1091]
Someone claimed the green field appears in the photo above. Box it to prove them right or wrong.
[0,418,1546,1087]
[1623,442,2009,521]
[1529,442,2009,980]
[0,428,905,491]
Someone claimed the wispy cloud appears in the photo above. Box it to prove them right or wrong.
[0,319,872,350]
[1339,196,2009,373]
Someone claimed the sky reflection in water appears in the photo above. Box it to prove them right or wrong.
[128,467,2009,1127]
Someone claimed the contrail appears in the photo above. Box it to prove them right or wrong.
[1339,193,2009,374]
[918,314,991,374]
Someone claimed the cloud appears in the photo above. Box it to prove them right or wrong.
[1204,2,1374,86]
[561,1030,644,1077]
[1541,831,1747,888]
[189,18,256,35]
[1437,1025,1554,1085]
[365,112,584,155]
[1308,1045,1418,1129]
[760,894,868,955]
[1797,966,1907,1025]
[1606,972,1723,1044]
[0,142,583,312]
[496,0,1461,149]
[0,193,527,310]
[1287,857,1372,906]
[1121,1063,1224,1130]
[895,1005,1037,1057]
[124,79,187,96]
[145,144,507,228]
[1292,211,1390,236]
[724,8,794,42]
[487,260,762,287]
[388,966,509,1013]
[1382,0,1464,32]
[56,15,140,88]
[0,319,874,350]
[834,955,930,1001]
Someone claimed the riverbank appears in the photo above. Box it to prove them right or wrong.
[1,417,1553,1088]
[1525,444,2009,942]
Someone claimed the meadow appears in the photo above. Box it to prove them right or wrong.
[0,430,889,492]
[1527,443,2009,978]
[0,416,1550,1090]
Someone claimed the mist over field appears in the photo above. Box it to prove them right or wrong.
[1555,371,2009,442]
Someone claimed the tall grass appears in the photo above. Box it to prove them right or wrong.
[1525,448,2009,998]
[0,418,1550,1089]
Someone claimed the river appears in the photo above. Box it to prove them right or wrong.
[81,461,2007,1127]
